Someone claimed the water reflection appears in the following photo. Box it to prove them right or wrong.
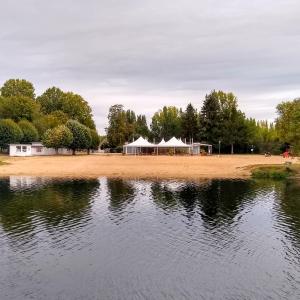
[0,176,299,300]
[0,177,99,249]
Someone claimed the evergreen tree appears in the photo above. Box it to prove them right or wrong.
[200,91,222,145]
[181,103,199,142]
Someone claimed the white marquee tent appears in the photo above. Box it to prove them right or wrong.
[123,137,155,154]
[123,136,212,155]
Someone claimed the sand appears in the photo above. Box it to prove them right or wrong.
[0,154,293,180]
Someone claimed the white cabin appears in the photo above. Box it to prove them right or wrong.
[9,143,71,157]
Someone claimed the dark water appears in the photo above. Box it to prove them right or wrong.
[0,177,300,300]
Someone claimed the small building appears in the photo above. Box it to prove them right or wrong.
[9,143,71,157]
[9,144,32,156]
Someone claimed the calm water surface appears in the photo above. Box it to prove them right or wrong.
[0,176,300,299]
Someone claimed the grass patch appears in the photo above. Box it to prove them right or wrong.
[251,165,298,180]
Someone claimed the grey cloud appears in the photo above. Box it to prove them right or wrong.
[1,0,300,133]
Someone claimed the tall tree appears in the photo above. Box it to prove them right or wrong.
[276,99,300,153]
[0,79,35,99]
[150,106,182,140]
[37,87,65,114]
[0,119,23,150]
[33,111,68,137]
[106,104,128,147]
[135,114,150,138]
[218,91,247,154]
[62,92,95,129]
[181,103,199,142]
[200,91,222,145]
[0,96,40,122]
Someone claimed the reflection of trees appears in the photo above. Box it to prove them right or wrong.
[106,179,135,216]
[276,180,300,246]
[151,180,256,227]
[0,178,99,247]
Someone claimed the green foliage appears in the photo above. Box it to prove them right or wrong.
[106,104,127,147]
[42,125,73,151]
[251,166,295,180]
[0,119,23,149]
[33,110,69,137]
[135,115,150,138]
[62,92,95,129]
[37,87,65,114]
[181,103,199,141]
[18,120,39,143]
[37,88,96,129]
[150,106,182,140]
[66,120,92,154]
[199,91,222,145]
[89,129,100,150]
[0,79,35,99]
[276,99,300,154]
[0,95,40,121]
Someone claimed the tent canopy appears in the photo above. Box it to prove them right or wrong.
[158,138,166,145]
[162,137,190,147]
[125,137,155,147]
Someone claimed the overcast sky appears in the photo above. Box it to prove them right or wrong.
[1,0,300,133]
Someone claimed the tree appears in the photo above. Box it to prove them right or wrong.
[135,115,150,138]
[106,104,128,147]
[218,92,248,154]
[18,120,39,143]
[33,111,68,136]
[88,129,100,153]
[0,95,40,121]
[37,87,65,114]
[0,79,35,99]
[66,120,92,155]
[0,119,23,150]
[181,103,199,141]
[276,99,300,153]
[62,92,95,129]
[42,125,73,154]
[150,106,182,141]
[199,91,222,145]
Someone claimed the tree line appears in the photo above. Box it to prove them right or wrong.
[0,79,100,154]
[106,90,300,154]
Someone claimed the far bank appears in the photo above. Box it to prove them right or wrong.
[0,154,296,180]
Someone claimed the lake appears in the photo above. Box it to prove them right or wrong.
[0,177,300,299]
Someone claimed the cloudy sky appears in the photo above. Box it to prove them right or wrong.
[1,0,300,133]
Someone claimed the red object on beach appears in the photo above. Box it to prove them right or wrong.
[283,151,289,158]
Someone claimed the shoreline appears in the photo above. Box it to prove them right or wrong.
[0,154,296,180]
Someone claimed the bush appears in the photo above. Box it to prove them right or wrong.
[0,119,23,149]
[66,120,92,154]
[18,120,39,143]
[42,125,73,152]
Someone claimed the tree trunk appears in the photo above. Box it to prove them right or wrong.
[87,148,90,155]
[231,143,234,154]
[72,149,76,155]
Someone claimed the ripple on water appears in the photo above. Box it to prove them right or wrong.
[0,177,300,299]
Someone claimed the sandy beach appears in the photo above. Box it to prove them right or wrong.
[0,154,292,179]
